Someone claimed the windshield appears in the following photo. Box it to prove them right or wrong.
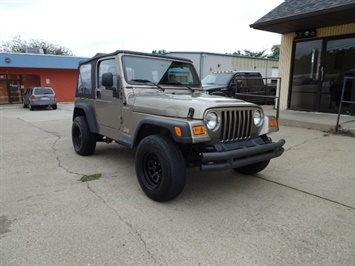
[122,55,200,87]
[201,73,234,86]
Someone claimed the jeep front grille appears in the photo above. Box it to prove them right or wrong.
[220,109,252,142]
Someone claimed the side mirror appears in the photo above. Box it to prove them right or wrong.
[102,72,113,87]
[102,72,118,98]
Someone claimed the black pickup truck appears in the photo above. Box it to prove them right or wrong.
[202,71,276,104]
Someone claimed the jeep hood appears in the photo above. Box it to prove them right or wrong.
[130,92,254,119]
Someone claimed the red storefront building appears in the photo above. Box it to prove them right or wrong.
[0,53,87,104]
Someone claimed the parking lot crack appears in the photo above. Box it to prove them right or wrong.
[255,176,355,210]
[52,137,81,176]
[85,183,160,265]
[285,135,323,151]
[19,118,82,177]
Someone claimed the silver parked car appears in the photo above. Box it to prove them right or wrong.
[23,87,57,110]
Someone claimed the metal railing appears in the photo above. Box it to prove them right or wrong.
[335,76,355,133]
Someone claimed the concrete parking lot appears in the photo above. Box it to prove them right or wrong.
[1,103,354,265]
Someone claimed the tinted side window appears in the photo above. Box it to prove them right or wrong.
[234,75,246,85]
[98,59,117,89]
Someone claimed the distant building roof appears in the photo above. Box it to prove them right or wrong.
[0,53,88,69]
[250,0,355,34]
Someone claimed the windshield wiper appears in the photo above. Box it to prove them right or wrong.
[131,79,165,92]
[165,81,195,93]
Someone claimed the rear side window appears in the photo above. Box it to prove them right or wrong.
[77,64,92,94]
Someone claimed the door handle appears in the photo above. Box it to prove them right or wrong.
[320,66,324,81]
[96,89,102,98]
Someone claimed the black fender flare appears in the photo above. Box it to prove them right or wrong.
[133,117,193,147]
[73,103,98,134]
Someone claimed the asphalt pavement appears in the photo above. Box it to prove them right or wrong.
[1,103,354,265]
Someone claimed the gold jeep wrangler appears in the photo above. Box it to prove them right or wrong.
[72,50,285,202]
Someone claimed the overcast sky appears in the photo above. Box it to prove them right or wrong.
[0,0,284,57]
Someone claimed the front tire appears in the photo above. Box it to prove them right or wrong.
[72,116,96,155]
[135,135,186,202]
[233,160,270,175]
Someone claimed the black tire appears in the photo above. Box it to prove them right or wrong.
[233,160,270,175]
[135,135,186,202]
[29,103,34,111]
[72,116,96,156]
[23,101,28,108]
[52,104,57,110]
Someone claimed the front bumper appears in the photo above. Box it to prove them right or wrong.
[200,137,285,171]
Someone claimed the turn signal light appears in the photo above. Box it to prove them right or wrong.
[269,119,277,127]
[193,126,206,135]
[174,126,182,137]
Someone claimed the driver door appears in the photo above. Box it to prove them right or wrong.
[95,58,122,136]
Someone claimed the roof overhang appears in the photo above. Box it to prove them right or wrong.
[250,3,355,34]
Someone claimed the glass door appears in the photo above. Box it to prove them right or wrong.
[290,40,322,111]
[320,37,355,114]
[7,80,21,103]
[0,75,8,103]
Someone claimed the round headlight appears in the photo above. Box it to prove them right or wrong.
[205,111,220,131]
[253,109,264,127]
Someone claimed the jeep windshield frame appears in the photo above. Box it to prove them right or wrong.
[122,55,201,88]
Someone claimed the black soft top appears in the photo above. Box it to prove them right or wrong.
[78,50,192,66]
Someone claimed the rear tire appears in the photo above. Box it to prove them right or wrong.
[233,160,270,175]
[135,135,186,202]
[29,103,34,111]
[72,116,96,155]
[52,104,57,110]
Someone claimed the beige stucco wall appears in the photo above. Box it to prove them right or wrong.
[278,23,355,110]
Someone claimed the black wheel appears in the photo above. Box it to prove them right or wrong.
[23,100,28,108]
[233,160,270,175]
[29,103,34,111]
[135,135,186,202]
[71,116,96,155]
[52,104,57,110]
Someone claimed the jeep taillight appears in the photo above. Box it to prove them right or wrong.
[31,95,35,99]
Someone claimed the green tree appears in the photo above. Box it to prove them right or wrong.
[243,49,267,58]
[232,50,242,56]
[232,49,267,58]
[152,50,167,54]
[269,44,280,59]
[1,35,73,56]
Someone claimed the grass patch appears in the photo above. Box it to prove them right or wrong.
[80,173,102,182]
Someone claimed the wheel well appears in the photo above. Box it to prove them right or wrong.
[72,106,98,134]
[73,108,85,119]
[134,125,171,147]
